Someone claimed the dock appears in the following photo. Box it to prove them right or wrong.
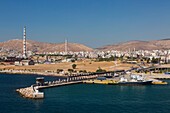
[83,74,170,85]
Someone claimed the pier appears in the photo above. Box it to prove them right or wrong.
[16,72,170,99]
[16,81,83,99]
[16,75,98,99]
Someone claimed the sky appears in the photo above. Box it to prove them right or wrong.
[0,0,170,48]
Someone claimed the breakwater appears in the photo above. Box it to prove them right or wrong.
[16,86,34,98]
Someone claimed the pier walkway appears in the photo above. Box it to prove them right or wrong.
[39,81,83,89]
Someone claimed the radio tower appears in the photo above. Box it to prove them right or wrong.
[23,26,27,58]
[65,39,68,54]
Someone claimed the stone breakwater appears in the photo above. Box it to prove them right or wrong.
[16,86,34,98]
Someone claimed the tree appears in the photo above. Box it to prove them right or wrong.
[57,69,63,74]
[73,70,77,73]
[68,69,73,72]
[160,70,162,73]
[79,70,83,73]
[151,57,160,64]
[83,70,87,73]
[96,67,106,72]
[71,59,75,62]
[72,64,77,69]
[147,58,150,63]
[79,70,87,73]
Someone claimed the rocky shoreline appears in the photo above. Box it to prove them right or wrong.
[16,86,34,98]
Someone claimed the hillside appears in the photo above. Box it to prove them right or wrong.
[0,39,93,53]
[97,40,170,51]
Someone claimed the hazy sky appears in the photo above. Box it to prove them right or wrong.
[0,0,170,48]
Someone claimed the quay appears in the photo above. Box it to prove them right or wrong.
[83,74,170,85]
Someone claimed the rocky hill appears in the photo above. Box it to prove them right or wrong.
[0,39,93,53]
[97,40,170,51]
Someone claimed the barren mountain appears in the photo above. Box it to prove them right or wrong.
[97,40,170,51]
[0,39,93,53]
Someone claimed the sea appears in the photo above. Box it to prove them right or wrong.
[0,73,170,113]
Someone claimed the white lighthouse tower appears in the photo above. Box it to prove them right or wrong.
[23,26,27,58]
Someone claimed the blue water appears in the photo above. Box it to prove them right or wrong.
[1,73,170,113]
